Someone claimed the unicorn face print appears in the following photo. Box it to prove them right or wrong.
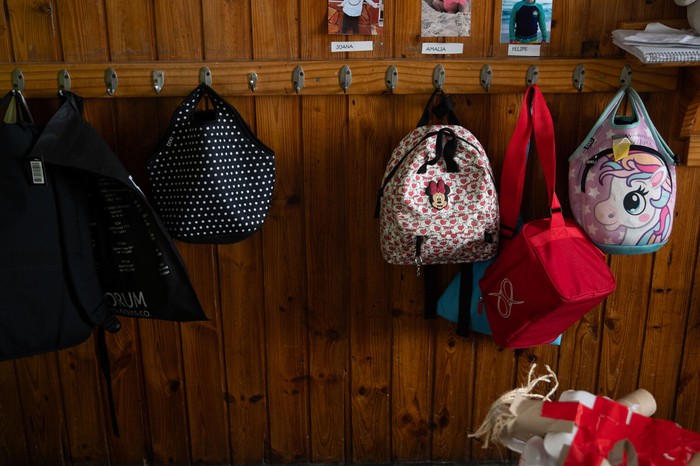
[592,151,674,247]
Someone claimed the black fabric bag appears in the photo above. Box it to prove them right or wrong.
[0,90,117,360]
[147,84,275,244]
[29,90,206,323]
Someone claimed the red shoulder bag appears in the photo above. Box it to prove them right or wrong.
[479,86,616,349]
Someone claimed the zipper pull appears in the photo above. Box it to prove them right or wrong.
[414,236,424,277]
[415,255,422,277]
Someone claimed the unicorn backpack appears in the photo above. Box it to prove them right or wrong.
[568,86,679,255]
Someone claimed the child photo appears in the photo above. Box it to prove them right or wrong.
[500,0,552,43]
[328,0,384,35]
[422,0,472,37]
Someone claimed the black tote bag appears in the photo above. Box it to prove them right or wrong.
[30,90,206,322]
[0,90,122,360]
[147,84,275,244]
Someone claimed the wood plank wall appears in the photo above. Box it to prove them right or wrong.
[0,1,698,465]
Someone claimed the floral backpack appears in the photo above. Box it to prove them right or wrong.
[375,89,499,269]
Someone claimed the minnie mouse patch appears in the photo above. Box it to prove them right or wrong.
[426,179,450,210]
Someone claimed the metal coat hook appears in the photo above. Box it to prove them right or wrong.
[480,64,492,92]
[11,68,24,92]
[526,65,539,86]
[152,70,164,94]
[385,65,398,93]
[247,73,257,92]
[292,65,305,94]
[572,64,585,92]
[433,64,446,90]
[199,66,212,86]
[58,69,71,91]
[620,64,632,88]
[104,67,118,95]
[339,65,352,94]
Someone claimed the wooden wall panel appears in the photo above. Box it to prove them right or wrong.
[548,0,592,57]
[5,0,60,61]
[15,355,68,466]
[104,0,155,62]
[203,1,251,61]
[218,230,269,465]
[346,94,393,464]
[257,95,310,463]
[0,1,11,60]
[153,0,202,61]
[0,361,29,465]
[394,1,421,59]
[252,2,307,462]
[1,1,700,466]
[252,0,299,60]
[676,216,700,430]
[468,94,518,463]
[303,95,349,463]
[54,0,108,62]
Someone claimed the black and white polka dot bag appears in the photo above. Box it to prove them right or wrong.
[147,84,275,244]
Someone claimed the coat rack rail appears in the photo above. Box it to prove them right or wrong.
[1,59,679,98]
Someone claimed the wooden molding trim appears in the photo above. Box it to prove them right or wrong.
[0,58,680,98]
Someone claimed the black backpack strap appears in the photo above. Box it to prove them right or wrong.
[417,89,461,127]
[456,263,472,337]
[97,327,120,437]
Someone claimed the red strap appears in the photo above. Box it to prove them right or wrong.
[499,85,559,237]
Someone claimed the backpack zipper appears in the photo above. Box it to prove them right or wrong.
[580,144,677,193]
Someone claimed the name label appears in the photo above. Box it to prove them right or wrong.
[508,44,542,57]
[421,43,464,55]
[331,41,374,52]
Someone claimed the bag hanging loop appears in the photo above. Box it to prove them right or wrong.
[573,64,585,92]
[104,67,118,96]
[385,65,398,93]
[292,65,305,94]
[58,69,71,92]
[526,65,539,87]
[247,72,257,92]
[620,64,633,88]
[199,66,212,86]
[152,70,164,94]
[480,64,492,92]
[339,64,352,94]
[11,68,24,92]
[433,64,446,91]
